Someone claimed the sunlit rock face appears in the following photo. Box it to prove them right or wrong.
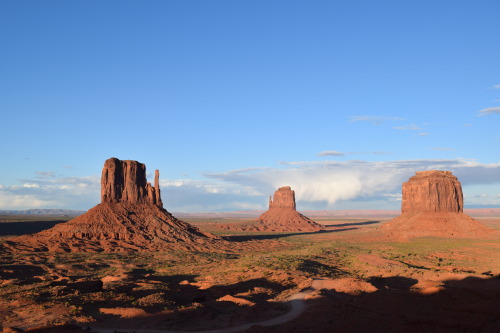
[401,170,463,213]
[255,186,323,232]
[381,170,493,238]
[3,158,220,252]
[268,186,296,210]
[101,158,162,207]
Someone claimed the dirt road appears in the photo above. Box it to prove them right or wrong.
[91,281,322,333]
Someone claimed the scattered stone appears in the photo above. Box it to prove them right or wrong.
[2,328,24,333]
[99,307,148,318]
[217,294,256,306]
[312,278,378,295]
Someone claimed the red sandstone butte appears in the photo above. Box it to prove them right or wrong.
[382,170,494,238]
[253,186,323,232]
[101,158,163,206]
[4,158,219,252]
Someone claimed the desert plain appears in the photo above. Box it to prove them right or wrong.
[1,211,499,333]
[1,161,499,333]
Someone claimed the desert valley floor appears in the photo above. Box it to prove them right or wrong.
[1,214,500,333]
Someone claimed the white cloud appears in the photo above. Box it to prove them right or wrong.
[159,178,265,212]
[478,107,500,116]
[0,191,58,209]
[318,151,345,157]
[23,183,40,188]
[393,124,422,130]
[0,176,100,210]
[349,116,404,125]
[492,84,500,89]
[2,159,500,212]
[417,132,429,136]
[462,184,500,206]
[206,159,500,210]
[161,179,261,197]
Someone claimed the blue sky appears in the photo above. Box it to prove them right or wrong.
[1,0,499,211]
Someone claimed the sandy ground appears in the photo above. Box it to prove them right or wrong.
[1,215,499,332]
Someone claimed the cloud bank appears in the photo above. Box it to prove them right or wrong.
[1,159,499,211]
[0,176,100,210]
[204,159,500,210]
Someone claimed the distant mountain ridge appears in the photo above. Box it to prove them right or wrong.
[1,208,499,218]
[0,209,85,216]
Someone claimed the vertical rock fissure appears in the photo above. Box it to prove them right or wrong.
[101,157,163,207]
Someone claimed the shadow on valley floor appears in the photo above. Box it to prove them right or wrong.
[0,220,67,236]
[323,220,382,228]
[223,227,358,242]
[251,275,500,333]
[10,274,500,333]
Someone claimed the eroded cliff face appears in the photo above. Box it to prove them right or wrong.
[382,170,493,239]
[401,170,463,213]
[218,186,323,232]
[256,186,323,232]
[4,158,220,252]
[101,158,162,207]
[268,186,296,210]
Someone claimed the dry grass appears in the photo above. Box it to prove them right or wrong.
[0,215,499,330]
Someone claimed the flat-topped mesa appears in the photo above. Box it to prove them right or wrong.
[381,170,494,239]
[402,170,463,213]
[269,186,296,210]
[101,158,163,207]
[251,186,323,232]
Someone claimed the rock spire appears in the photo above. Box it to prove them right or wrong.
[3,158,220,252]
[101,158,162,206]
[217,186,323,232]
[254,186,323,232]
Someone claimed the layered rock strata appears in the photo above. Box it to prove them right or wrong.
[401,170,463,213]
[382,170,493,238]
[101,158,163,206]
[223,186,323,232]
[4,158,219,252]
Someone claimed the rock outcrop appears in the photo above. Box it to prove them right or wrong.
[3,158,220,252]
[268,186,296,210]
[382,170,494,238]
[221,186,323,232]
[401,170,463,213]
[101,158,163,206]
